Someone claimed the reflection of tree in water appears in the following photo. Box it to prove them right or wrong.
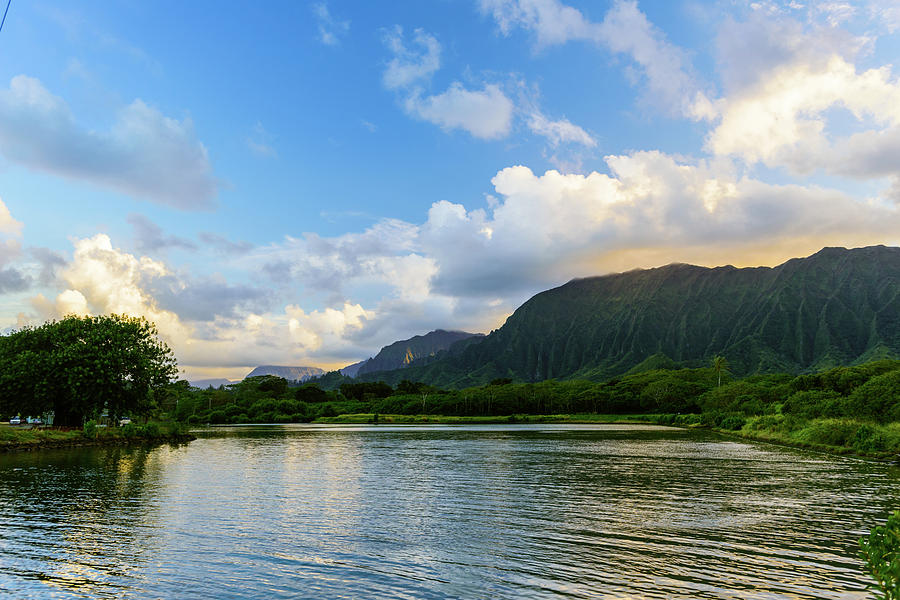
[0,445,172,598]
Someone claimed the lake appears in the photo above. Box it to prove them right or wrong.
[0,424,897,599]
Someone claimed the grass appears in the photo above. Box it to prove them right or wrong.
[723,415,900,459]
[0,421,192,451]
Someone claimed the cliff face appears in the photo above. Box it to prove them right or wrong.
[245,365,325,382]
[359,246,900,388]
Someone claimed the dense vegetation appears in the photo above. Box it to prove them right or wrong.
[350,246,900,388]
[861,511,900,599]
[0,315,178,426]
[176,358,900,456]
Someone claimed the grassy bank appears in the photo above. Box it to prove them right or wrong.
[313,413,664,424]
[642,413,900,460]
[0,422,195,452]
[732,415,900,459]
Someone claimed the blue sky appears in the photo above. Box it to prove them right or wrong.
[1,0,900,380]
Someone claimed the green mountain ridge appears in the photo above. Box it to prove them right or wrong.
[358,245,900,388]
[354,329,484,376]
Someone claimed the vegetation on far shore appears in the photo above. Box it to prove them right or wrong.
[3,315,900,459]
[0,420,192,451]
[166,356,900,459]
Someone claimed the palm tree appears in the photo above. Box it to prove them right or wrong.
[712,355,730,387]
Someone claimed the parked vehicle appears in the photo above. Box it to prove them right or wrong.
[119,418,132,426]
[9,417,21,425]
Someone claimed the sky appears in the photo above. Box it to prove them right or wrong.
[1,0,900,381]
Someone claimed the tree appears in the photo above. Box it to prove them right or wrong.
[0,315,178,426]
[712,355,731,388]
[860,511,900,599]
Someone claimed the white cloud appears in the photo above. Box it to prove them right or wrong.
[480,0,712,119]
[312,3,349,46]
[0,197,22,236]
[382,27,515,140]
[382,26,441,90]
[526,110,596,147]
[16,146,900,379]
[405,83,514,140]
[706,14,900,195]
[0,75,217,209]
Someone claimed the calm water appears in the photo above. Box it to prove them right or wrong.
[0,424,898,599]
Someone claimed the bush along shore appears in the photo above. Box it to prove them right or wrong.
[0,421,195,453]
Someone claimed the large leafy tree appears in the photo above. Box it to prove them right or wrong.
[0,315,178,426]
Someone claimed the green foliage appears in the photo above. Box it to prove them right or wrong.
[860,511,900,599]
[83,420,98,439]
[339,381,393,401]
[0,315,177,426]
[296,384,328,403]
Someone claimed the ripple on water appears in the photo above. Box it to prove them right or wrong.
[0,425,896,599]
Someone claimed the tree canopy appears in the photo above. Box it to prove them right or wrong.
[0,315,178,426]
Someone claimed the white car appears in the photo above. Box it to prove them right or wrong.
[9,417,21,425]
[119,418,132,426]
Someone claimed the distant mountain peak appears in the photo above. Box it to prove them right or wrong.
[245,365,324,382]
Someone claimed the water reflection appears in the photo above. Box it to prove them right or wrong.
[0,425,897,599]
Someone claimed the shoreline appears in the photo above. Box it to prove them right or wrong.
[310,413,900,461]
[0,430,196,453]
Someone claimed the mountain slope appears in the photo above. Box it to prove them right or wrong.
[245,365,325,382]
[355,329,484,376]
[359,246,900,387]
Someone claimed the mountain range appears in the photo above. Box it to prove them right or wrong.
[353,246,900,388]
[244,365,324,382]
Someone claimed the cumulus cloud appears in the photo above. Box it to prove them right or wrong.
[0,76,217,209]
[0,199,22,236]
[705,12,900,197]
[18,145,900,380]
[0,198,23,272]
[24,234,378,377]
[312,3,349,46]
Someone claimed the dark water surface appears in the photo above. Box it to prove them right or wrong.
[1,424,898,599]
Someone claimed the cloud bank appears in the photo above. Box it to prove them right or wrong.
[0,76,217,209]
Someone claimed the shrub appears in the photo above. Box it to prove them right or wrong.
[860,510,900,600]
[719,415,746,430]
[854,424,888,453]
[794,419,858,447]
[82,420,98,439]
[122,422,140,438]
[782,390,844,420]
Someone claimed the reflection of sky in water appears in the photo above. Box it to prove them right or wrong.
[0,425,898,599]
